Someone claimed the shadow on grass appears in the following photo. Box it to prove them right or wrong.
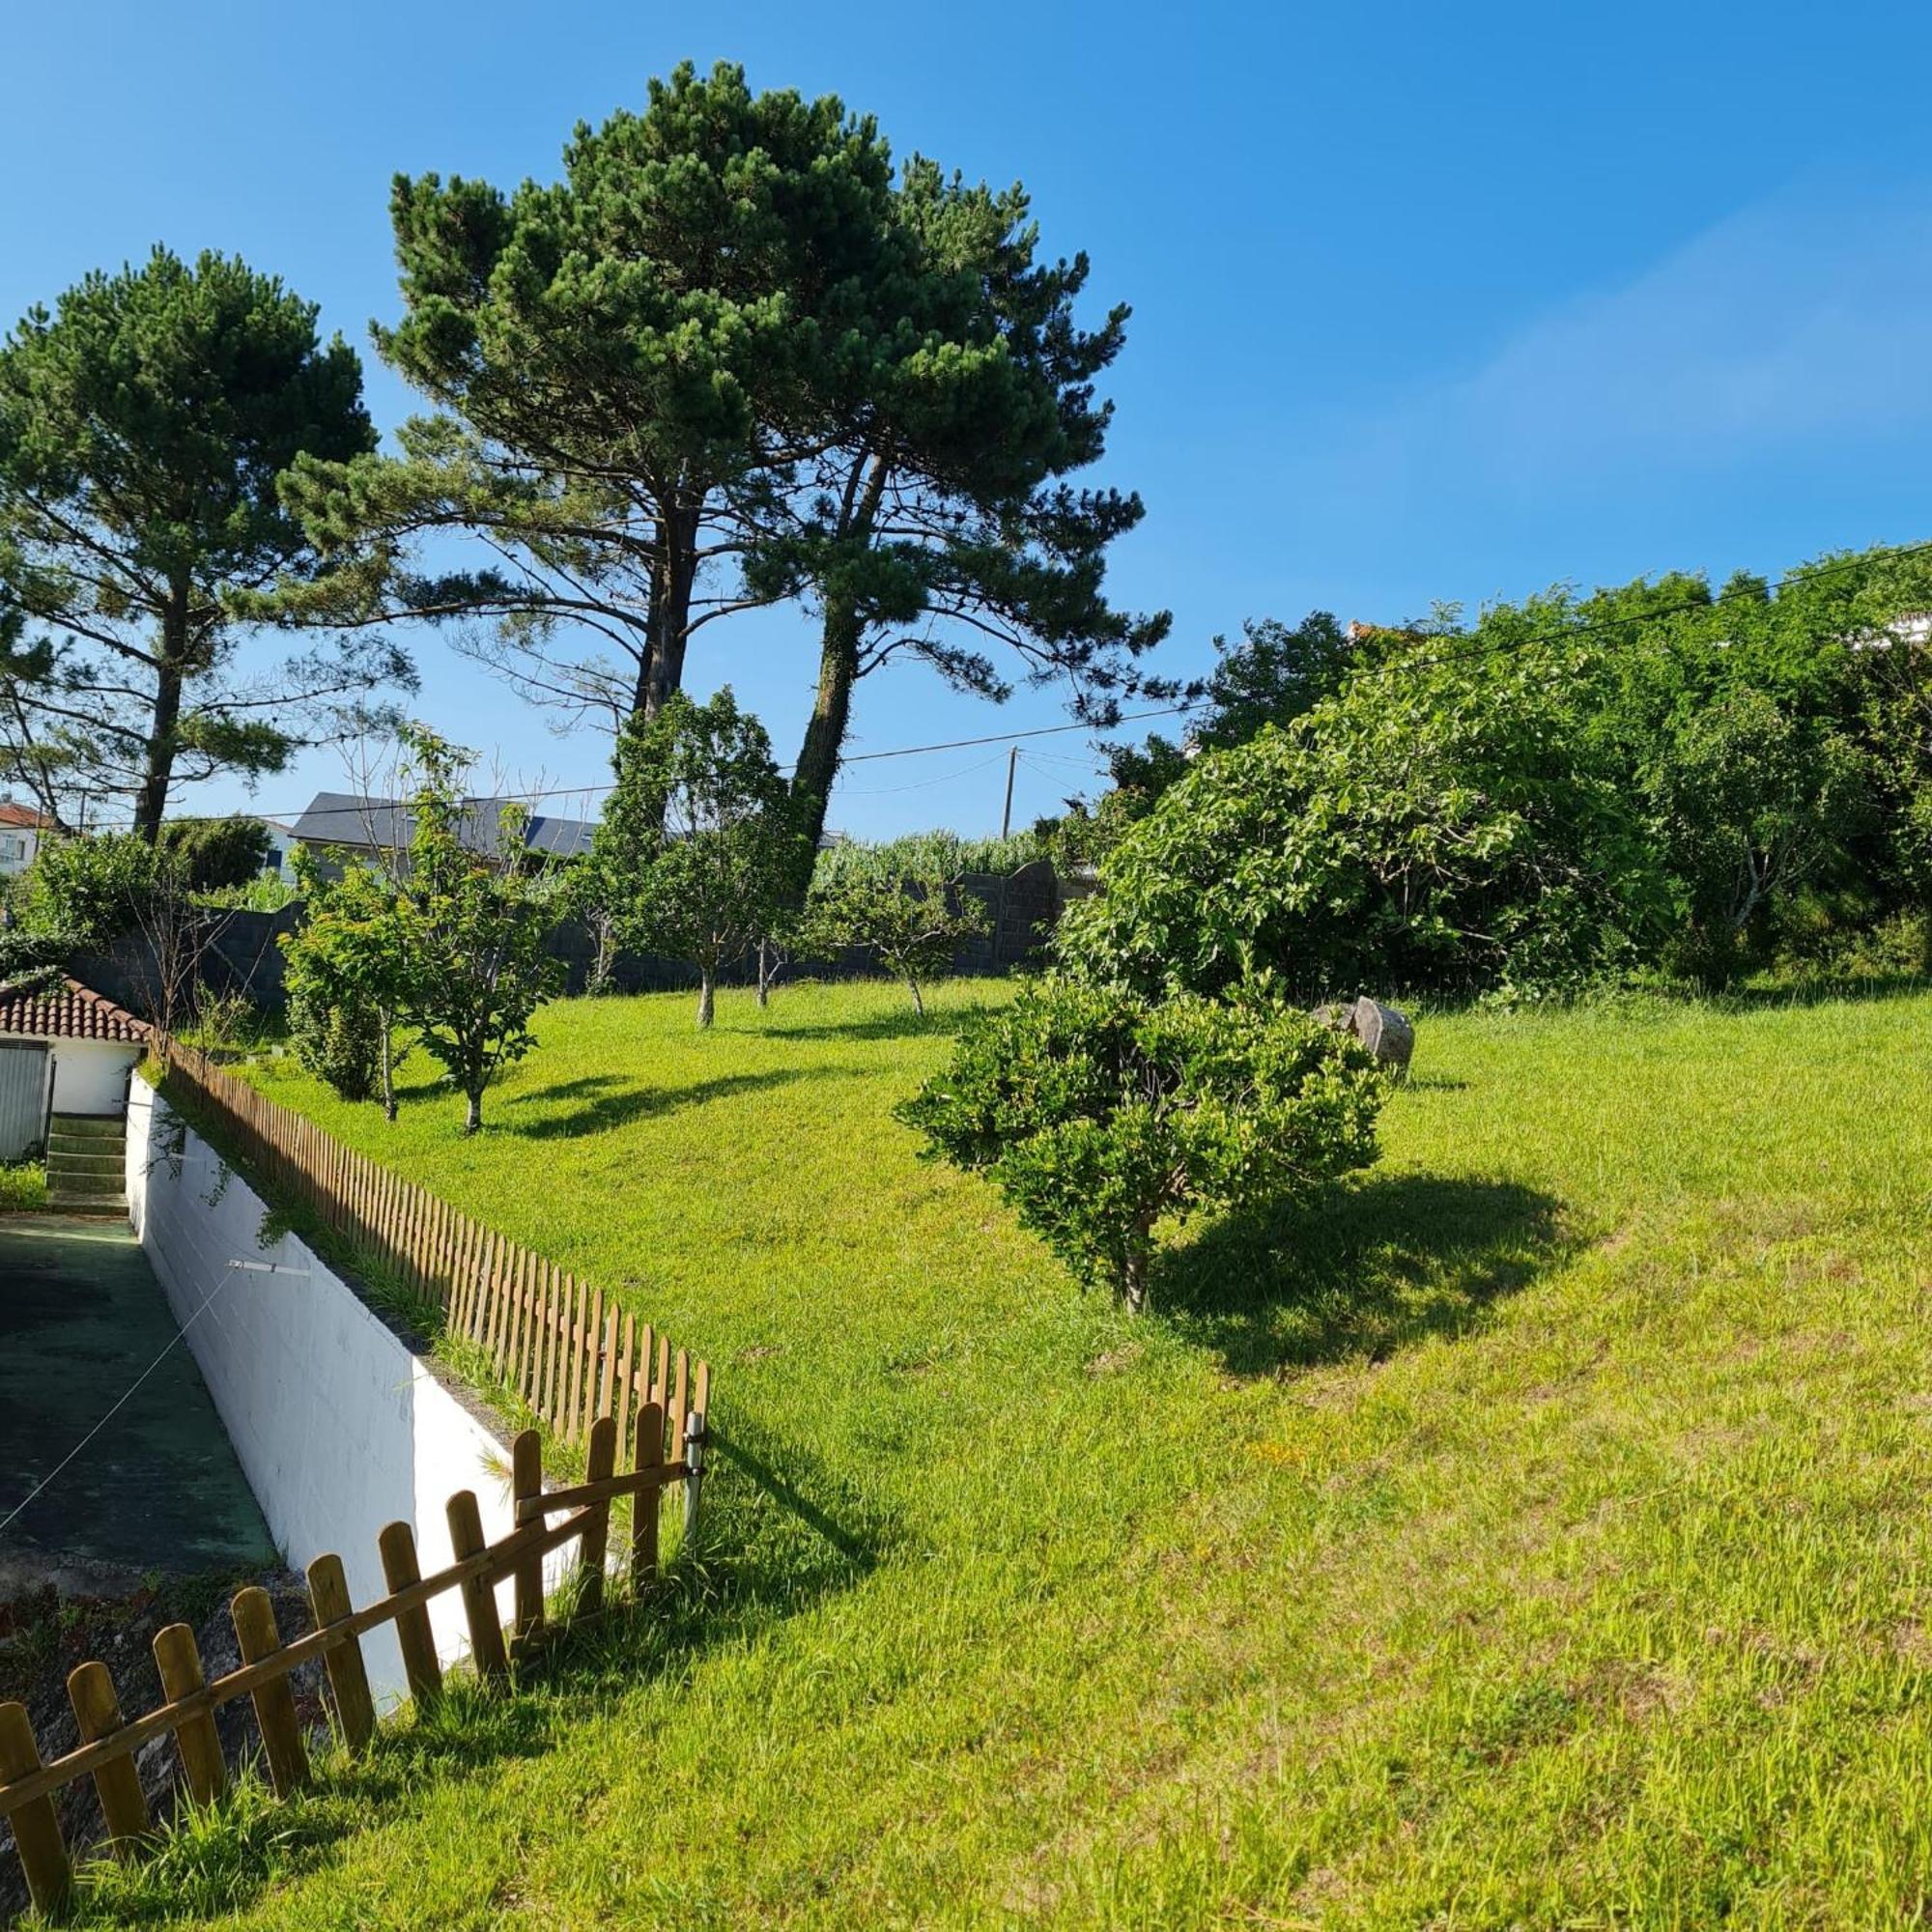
[757,996,1002,1046]
[499,1066,827,1140]
[1709,972,1932,1012]
[70,1420,894,1927]
[1159,1172,1572,1378]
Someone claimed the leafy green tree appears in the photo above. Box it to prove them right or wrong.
[278,63,904,732]
[1062,646,1670,1002]
[278,67,1170,880]
[1649,686,1867,985]
[0,248,412,836]
[759,156,1172,877]
[803,847,990,1016]
[590,687,799,1029]
[13,831,160,949]
[1194,611,1365,750]
[281,849,412,1116]
[386,729,566,1131]
[897,980,1384,1313]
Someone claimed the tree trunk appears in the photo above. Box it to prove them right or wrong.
[464,1088,482,1135]
[133,591,188,841]
[1122,1241,1150,1316]
[788,595,863,891]
[786,455,892,893]
[631,499,700,723]
[906,975,924,1018]
[755,940,772,1009]
[696,970,715,1030]
[379,1018,397,1123]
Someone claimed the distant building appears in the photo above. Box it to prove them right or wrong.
[0,801,52,876]
[257,818,304,884]
[288,791,598,870]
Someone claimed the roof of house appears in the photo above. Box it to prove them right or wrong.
[0,802,51,831]
[0,976,148,1043]
[290,792,597,863]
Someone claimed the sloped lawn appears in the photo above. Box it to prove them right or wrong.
[84,979,1932,1927]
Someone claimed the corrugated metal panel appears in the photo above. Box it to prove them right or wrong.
[0,1041,48,1159]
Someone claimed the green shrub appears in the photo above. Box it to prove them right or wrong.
[1060,657,1669,1003]
[286,981,383,1103]
[14,831,159,947]
[158,816,272,892]
[896,979,1384,1311]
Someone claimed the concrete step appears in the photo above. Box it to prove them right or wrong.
[47,1197,128,1218]
[47,1149,122,1173]
[49,1114,126,1141]
[46,1168,125,1198]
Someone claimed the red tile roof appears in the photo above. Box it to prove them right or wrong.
[0,976,148,1043]
[0,802,51,830]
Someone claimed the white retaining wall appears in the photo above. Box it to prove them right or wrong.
[126,1080,526,1705]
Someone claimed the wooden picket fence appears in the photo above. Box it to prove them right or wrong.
[0,1416,700,1919]
[155,1041,710,1460]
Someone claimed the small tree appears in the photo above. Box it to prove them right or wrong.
[802,851,990,1016]
[387,729,566,1131]
[591,688,799,1029]
[280,850,411,1117]
[897,980,1385,1313]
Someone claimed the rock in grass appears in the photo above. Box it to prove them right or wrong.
[1311,996,1415,1079]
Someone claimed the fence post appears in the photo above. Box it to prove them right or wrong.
[631,1399,664,1590]
[0,1700,71,1917]
[579,1415,617,1615]
[510,1430,545,1652]
[68,1660,150,1852]
[378,1521,443,1707]
[446,1491,509,1681]
[683,1408,707,1549]
[305,1552,377,1752]
[153,1623,226,1806]
[232,1587,308,1798]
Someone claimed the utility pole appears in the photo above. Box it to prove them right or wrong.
[999,745,1018,838]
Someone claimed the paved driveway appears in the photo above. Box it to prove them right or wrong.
[0,1215,274,1598]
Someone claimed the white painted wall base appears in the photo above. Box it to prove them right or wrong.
[126,1081,536,1705]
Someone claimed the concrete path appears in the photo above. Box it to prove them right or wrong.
[0,1214,275,1598]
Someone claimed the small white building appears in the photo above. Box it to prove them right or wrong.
[0,801,52,876]
[0,977,149,1158]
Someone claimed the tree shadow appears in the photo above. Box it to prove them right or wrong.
[1158,1172,1572,1378]
[498,1067,827,1140]
[757,997,1003,1046]
[1712,973,1932,1012]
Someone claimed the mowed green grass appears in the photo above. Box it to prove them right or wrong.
[87,979,1932,1927]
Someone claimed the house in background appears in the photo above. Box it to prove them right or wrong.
[0,978,148,1208]
[0,800,53,876]
[257,818,304,884]
[289,791,597,871]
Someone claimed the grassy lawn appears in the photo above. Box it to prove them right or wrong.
[81,977,1932,1927]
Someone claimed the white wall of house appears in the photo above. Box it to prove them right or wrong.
[126,1082,538,1705]
[0,826,38,875]
[44,1037,142,1117]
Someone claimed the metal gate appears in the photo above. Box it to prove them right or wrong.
[0,1039,49,1158]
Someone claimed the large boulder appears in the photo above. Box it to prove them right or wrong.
[1312,995,1414,1080]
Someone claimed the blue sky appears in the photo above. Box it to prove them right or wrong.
[5,0,1930,838]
